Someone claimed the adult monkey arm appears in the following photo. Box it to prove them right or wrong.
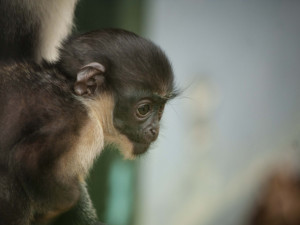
[0,0,78,63]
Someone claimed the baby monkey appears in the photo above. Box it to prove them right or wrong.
[0,29,176,225]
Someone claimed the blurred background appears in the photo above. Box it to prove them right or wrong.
[75,1,300,225]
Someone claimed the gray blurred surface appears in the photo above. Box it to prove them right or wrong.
[136,1,300,225]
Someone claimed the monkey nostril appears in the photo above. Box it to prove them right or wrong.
[150,128,156,136]
[150,128,158,140]
[145,128,158,142]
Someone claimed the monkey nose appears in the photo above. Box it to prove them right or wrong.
[150,128,157,137]
[147,128,159,142]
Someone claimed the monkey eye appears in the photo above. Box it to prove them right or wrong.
[136,103,152,118]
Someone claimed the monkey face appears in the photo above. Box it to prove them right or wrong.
[113,92,167,155]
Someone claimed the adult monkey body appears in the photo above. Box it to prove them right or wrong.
[0,0,78,62]
[0,29,176,225]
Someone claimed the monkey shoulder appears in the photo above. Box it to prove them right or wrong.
[0,62,87,153]
[0,63,86,214]
[0,61,80,113]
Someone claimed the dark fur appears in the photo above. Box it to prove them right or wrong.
[0,62,88,224]
[0,29,175,225]
[0,0,39,61]
[58,29,174,94]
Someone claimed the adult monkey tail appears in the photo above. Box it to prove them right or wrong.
[0,0,78,63]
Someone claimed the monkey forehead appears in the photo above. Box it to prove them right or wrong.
[112,65,175,98]
[114,86,173,105]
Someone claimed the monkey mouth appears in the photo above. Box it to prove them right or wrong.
[133,142,151,155]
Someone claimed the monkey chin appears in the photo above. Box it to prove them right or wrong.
[116,139,151,159]
[132,142,151,156]
[107,132,152,159]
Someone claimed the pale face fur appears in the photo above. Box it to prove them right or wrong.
[56,93,134,181]
[82,93,135,161]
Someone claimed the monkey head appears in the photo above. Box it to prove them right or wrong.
[58,29,177,158]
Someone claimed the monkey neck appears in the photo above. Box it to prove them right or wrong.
[82,93,116,137]
[54,94,113,181]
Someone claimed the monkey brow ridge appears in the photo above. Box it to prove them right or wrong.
[153,91,177,101]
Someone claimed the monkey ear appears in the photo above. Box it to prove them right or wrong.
[74,62,106,96]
